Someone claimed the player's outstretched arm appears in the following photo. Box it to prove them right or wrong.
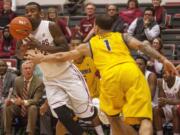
[42,43,91,62]
[123,33,178,76]
[26,43,91,63]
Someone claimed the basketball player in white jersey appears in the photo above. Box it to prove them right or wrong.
[20,2,104,135]
[135,55,157,100]
[153,69,180,135]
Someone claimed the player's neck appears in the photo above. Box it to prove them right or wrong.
[166,77,176,88]
[32,19,41,31]
[97,30,111,35]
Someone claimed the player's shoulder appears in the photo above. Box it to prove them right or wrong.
[111,32,123,39]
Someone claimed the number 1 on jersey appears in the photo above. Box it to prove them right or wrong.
[104,40,111,51]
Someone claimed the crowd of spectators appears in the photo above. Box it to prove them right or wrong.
[0,0,180,135]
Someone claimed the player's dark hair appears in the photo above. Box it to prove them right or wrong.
[26,2,41,11]
[95,14,114,30]
[135,55,148,65]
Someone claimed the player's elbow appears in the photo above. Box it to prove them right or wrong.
[140,40,150,48]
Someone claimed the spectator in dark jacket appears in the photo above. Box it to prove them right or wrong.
[128,7,160,41]
[106,4,126,33]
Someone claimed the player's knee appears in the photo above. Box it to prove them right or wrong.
[139,119,153,135]
[54,105,74,122]
[54,105,84,135]
[80,106,98,121]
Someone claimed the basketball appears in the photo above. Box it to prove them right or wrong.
[9,16,32,40]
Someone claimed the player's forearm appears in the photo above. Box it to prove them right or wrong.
[139,41,166,63]
[35,44,69,53]
[41,49,82,62]
[166,99,180,105]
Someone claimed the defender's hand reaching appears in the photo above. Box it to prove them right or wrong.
[162,59,179,76]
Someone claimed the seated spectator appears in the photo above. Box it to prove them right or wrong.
[0,26,16,58]
[128,7,160,41]
[40,9,47,20]
[151,0,166,29]
[0,60,16,100]
[106,4,126,33]
[83,4,126,42]
[79,3,96,40]
[0,0,3,11]
[153,70,180,135]
[0,0,16,28]
[119,0,142,25]
[3,61,45,135]
[151,37,163,54]
[135,55,157,100]
[0,60,16,134]
[148,37,163,77]
[47,7,72,43]
[71,38,100,98]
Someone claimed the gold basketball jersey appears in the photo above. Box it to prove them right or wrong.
[89,32,135,78]
[75,57,100,98]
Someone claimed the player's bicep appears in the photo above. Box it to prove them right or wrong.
[49,22,69,51]
[123,33,142,50]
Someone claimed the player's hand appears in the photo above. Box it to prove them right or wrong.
[158,97,168,106]
[40,103,49,116]
[144,19,150,28]
[25,49,45,64]
[162,59,179,76]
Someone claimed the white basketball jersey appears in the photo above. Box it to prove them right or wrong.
[31,20,71,79]
[145,70,152,80]
[163,76,180,99]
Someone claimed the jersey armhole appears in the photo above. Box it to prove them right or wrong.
[121,33,128,45]
[87,42,93,59]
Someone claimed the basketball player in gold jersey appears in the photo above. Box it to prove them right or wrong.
[71,38,100,98]
[26,15,178,135]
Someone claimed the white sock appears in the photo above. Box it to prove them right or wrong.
[95,125,104,135]
[174,133,180,135]
[156,130,163,135]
